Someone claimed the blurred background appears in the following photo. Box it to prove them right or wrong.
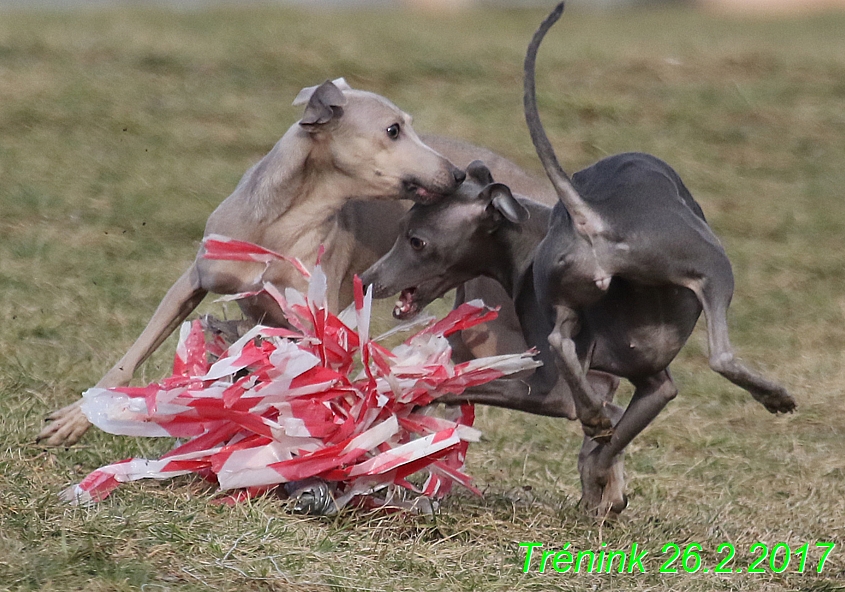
[2,0,845,13]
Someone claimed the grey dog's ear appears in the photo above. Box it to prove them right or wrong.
[484,183,530,224]
[296,80,349,128]
[466,160,495,186]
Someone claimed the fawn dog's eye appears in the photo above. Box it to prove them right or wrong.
[409,236,426,251]
[386,123,401,140]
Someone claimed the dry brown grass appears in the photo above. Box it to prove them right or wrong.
[1,4,844,591]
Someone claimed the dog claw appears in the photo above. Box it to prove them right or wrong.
[595,276,611,291]
[579,412,615,440]
[587,427,615,444]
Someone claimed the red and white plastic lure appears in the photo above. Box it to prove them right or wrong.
[62,237,539,510]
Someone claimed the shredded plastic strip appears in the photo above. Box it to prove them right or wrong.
[62,237,540,510]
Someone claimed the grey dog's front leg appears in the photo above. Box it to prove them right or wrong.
[580,370,676,517]
[578,432,626,517]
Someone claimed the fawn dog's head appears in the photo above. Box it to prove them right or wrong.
[295,78,465,203]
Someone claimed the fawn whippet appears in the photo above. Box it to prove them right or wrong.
[38,78,465,446]
[39,79,556,446]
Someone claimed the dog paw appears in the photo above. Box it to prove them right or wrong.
[754,385,797,415]
[580,490,628,520]
[578,446,627,519]
[579,410,615,441]
[37,400,91,446]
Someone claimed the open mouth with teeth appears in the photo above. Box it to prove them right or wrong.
[393,287,422,320]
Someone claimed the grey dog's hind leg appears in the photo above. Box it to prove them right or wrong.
[689,275,796,414]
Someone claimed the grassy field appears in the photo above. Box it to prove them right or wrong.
[2,3,845,591]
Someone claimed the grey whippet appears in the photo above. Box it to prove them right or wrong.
[361,3,795,517]
[38,78,555,446]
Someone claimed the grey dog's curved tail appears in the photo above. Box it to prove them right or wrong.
[524,2,569,186]
[524,2,605,235]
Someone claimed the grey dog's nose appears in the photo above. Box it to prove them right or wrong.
[452,167,466,185]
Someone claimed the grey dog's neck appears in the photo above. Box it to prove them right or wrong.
[493,197,552,296]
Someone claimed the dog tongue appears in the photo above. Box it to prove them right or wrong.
[393,288,417,318]
[415,186,440,203]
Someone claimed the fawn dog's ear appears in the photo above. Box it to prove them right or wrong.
[293,77,351,105]
[295,80,349,129]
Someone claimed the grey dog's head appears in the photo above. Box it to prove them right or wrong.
[360,160,528,319]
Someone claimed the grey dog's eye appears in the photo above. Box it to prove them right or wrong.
[409,236,426,251]
[386,123,401,140]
